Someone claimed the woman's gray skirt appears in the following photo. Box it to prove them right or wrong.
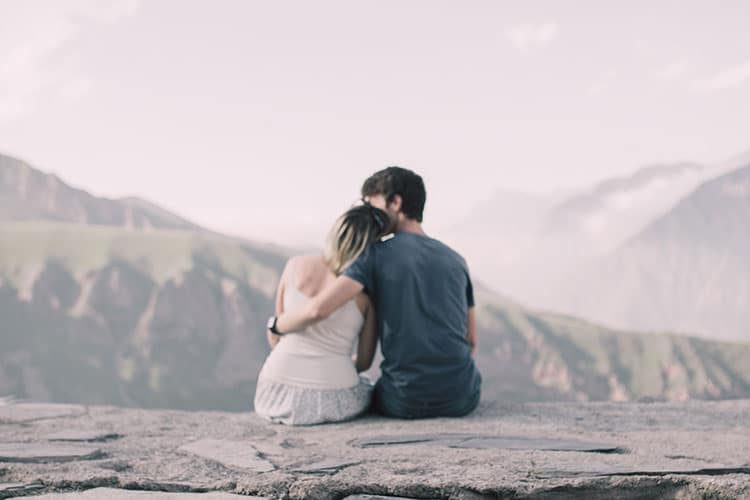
[254,376,373,426]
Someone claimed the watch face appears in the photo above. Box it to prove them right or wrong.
[266,316,275,329]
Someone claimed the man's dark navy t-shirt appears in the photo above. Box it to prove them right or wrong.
[344,232,481,404]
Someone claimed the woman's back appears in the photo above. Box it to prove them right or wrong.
[254,203,386,425]
[258,255,366,389]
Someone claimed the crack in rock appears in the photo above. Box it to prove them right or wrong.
[0,403,87,424]
[450,437,623,453]
[343,496,433,500]
[0,482,45,499]
[526,477,693,500]
[47,430,122,443]
[97,460,133,472]
[287,458,362,474]
[664,454,712,462]
[23,488,258,498]
[349,433,476,447]
[539,465,750,478]
[279,438,306,449]
[0,443,105,463]
[349,434,622,453]
[178,439,275,473]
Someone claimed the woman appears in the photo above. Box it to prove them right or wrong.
[253,203,391,425]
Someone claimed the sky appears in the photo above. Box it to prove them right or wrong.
[1,0,750,247]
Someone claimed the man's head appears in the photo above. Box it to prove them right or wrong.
[361,166,426,225]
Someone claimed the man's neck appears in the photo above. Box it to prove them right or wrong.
[396,218,426,236]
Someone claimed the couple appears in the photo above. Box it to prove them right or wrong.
[254,167,481,425]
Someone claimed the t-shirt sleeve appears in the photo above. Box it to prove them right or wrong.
[465,271,475,308]
[344,247,375,294]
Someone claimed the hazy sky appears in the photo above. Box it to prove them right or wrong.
[2,0,750,246]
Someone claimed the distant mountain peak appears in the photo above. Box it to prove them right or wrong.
[540,161,708,246]
[566,162,750,342]
[0,153,201,231]
[591,162,704,196]
[630,163,750,247]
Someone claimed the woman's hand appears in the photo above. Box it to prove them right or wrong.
[266,260,290,349]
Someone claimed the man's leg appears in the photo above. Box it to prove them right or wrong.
[373,382,479,419]
[441,389,481,417]
[371,381,420,418]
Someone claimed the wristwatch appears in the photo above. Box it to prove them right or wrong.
[267,316,282,335]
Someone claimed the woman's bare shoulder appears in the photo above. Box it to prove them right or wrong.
[288,254,326,273]
[286,254,329,292]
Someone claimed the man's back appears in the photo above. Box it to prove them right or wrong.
[345,232,481,410]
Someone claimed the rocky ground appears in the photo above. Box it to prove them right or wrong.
[1,400,749,499]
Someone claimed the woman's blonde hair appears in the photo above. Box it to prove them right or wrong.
[324,204,390,275]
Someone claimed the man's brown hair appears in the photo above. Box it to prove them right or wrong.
[361,166,426,222]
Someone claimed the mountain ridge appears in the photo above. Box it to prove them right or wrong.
[557,164,750,341]
[0,153,201,231]
[2,153,750,410]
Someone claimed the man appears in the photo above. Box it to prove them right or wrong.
[270,166,481,418]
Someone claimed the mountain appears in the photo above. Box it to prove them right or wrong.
[2,222,750,409]
[559,164,750,341]
[0,222,286,410]
[2,153,750,410]
[0,154,200,230]
[447,162,710,308]
[541,162,705,252]
[473,290,750,403]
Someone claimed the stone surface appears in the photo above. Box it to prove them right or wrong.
[29,488,257,498]
[46,430,121,443]
[0,443,103,463]
[0,401,748,499]
[178,439,275,472]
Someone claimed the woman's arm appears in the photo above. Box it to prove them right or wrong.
[274,274,364,334]
[355,298,378,373]
[466,306,477,356]
[266,260,291,349]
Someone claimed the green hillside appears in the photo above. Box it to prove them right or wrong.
[0,222,284,411]
[474,295,750,402]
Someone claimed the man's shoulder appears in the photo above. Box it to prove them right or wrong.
[433,237,465,257]
[367,233,397,252]
[384,233,468,267]
[422,236,469,267]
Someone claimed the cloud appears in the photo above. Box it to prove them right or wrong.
[506,21,559,52]
[0,0,141,120]
[654,60,690,80]
[693,60,750,92]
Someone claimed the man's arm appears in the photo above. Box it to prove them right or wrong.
[355,298,378,373]
[466,306,477,356]
[275,274,364,334]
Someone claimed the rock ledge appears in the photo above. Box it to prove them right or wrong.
[1,400,749,499]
